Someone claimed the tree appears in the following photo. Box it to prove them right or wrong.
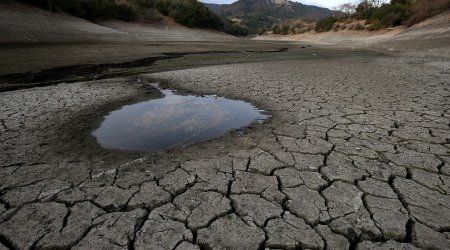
[134,0,156,9]
[315,16,338,32]
[47,0,54,12]
[368,0,387,7]
[370,2,408,27]
[338,3,357,18]
[356,0,388,8]
[355,0,375,19]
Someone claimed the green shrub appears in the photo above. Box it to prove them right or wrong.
[113,4,137,21]
[280,24,289,35]
[156,0,224,30]
[272,25,280,34]
[143,9,163,21]
[354,23,365,30]
[367,19,383,30]
[53,0,87,18]
[272,19,315,35]
[271,23,289,34]
[16,0,48,9]
[355,0,450,28]
[370,3,408,27]
[155,0,170,15]
[224,21,249,37]
[315,16,337,32]
[84,0,136,21]
[258,28,266,35]
[134,0,156,9]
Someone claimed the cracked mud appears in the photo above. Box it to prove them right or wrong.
[1,48,450,249]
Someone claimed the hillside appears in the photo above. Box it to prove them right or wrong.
[0,1,236,43]
[255,10,450,58]
[204,3,222,13]
[215,0,331,33]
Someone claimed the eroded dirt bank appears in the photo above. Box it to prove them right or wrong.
[1,45,449,249]
[255,11,450,59]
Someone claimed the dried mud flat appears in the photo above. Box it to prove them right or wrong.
[0,45,450,250]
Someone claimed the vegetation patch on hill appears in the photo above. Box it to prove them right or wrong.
[16,0,249,36]
[369,0,450,28]
[150,0,248,35]
[271,0,450,35]
[327,0,450,31]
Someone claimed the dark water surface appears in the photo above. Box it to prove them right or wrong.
[93,88,270,150]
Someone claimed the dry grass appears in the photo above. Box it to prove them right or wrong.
[289,20,315,34]
[333,19,367,31]
[405,0,450,26]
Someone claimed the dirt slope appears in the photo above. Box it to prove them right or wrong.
[0,1,130,43]
[381,11,450,57]
[0,1,236,43]
[255,11,450,58]
[99,19,237,42]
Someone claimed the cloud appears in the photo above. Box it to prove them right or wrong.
[298,0,360,9]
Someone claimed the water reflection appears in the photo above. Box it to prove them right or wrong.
[93,88,270,150]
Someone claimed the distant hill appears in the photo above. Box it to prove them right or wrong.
[213,0,332,33]
[204,3,222,13]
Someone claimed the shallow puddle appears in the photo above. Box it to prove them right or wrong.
[93,88,270,150]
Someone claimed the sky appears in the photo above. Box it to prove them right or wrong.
[294,0,358,8]
[200,0,362,9]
